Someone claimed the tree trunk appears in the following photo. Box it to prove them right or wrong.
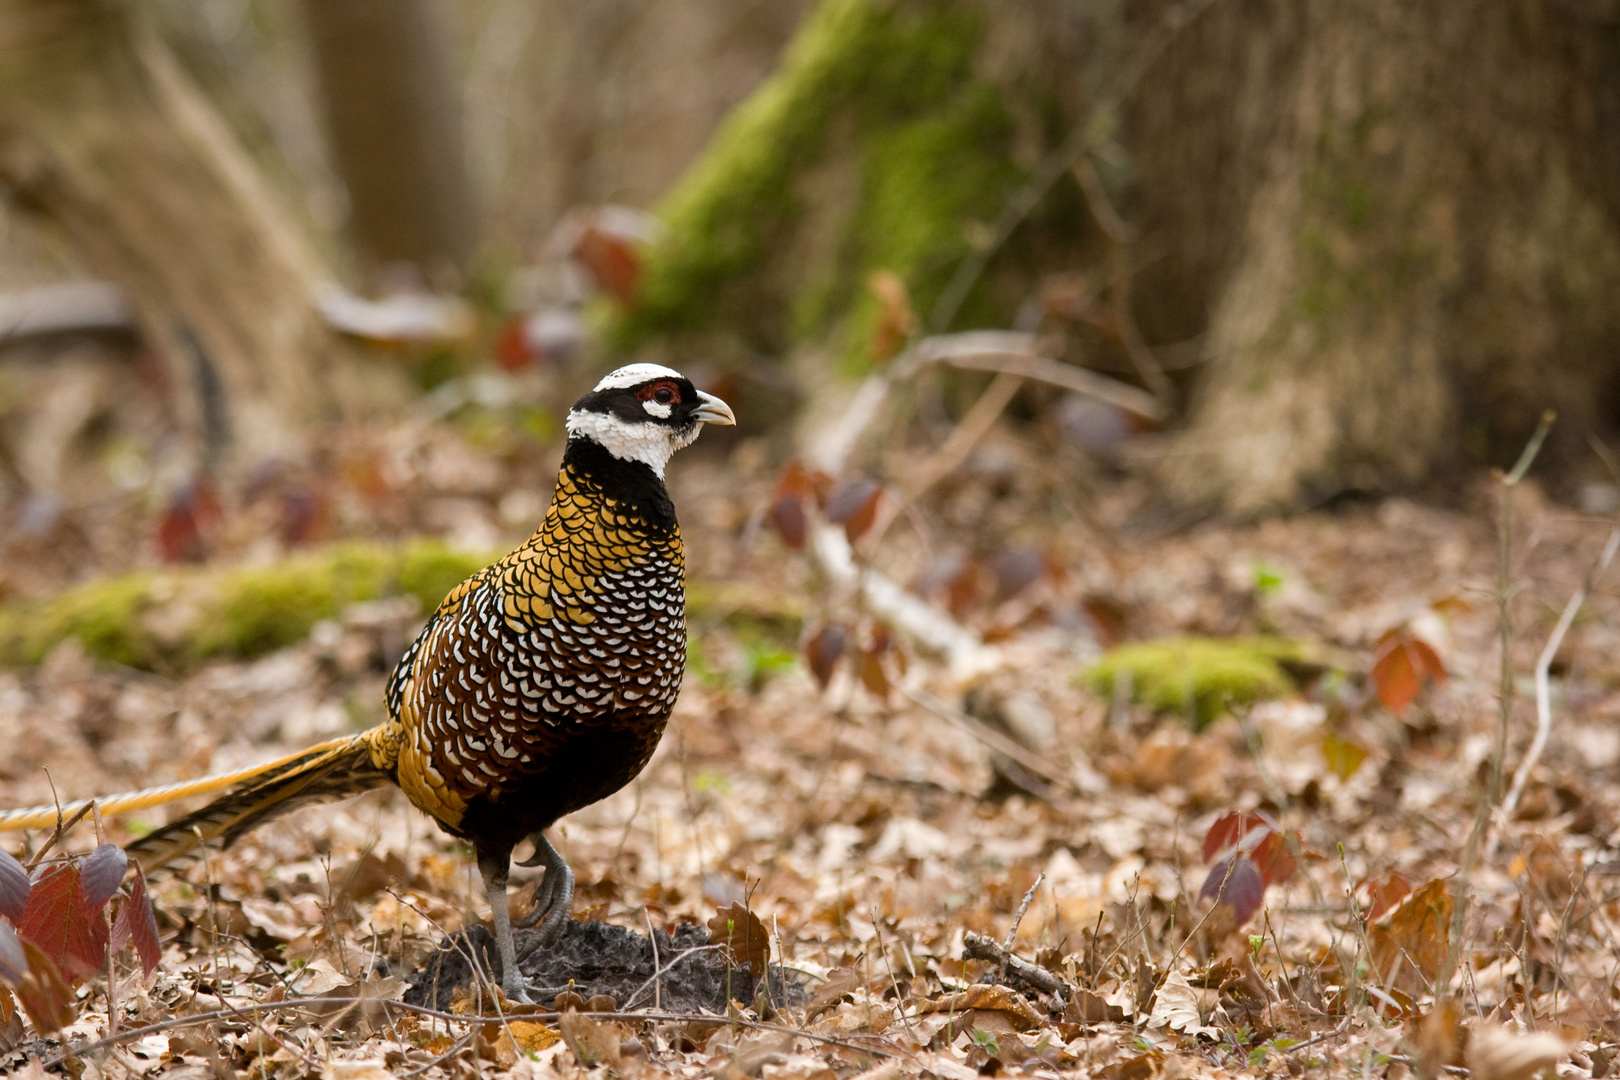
[302,0,476,284]
[615,0,1620,510]
[1131,0,1620,510]
[0,0,346,467]
[471,0,811,266]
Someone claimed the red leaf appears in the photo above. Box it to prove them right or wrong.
[990,547,1045,600]
[0,847,27,921]
[0,920,25,985]
[14,938,75,1034]
[1371,630,1447,713]
[571,224,642,305]
[805,624,848,689]
[1201,810,1278,864]
[774,461,832,505]
[79,844,127,909]
[17,862,108,979]
[1250,830,1298,887]
[824,478,882,543]
[857,626,894,700]
[1079,595,1129,647]
[1199,857,1266,923]
[769,462,833,550]
[155,473,222,564]
[494,317,535,372]
[858,653,891,700]
[768,494,807,550]
[110,864,160,976]
[1362,870,1414,924]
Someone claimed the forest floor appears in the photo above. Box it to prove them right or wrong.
[1,373,1618,1079]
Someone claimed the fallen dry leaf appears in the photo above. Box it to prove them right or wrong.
[1465,1024,1570,1080]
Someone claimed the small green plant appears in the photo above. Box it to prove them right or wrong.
[692,771,732,797]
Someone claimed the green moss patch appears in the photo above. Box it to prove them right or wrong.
[0,540,493,673]
[0,545,805,676]
[1083,636,1307,729]
[611,0,1024,360]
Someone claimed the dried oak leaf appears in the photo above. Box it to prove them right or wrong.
[1361,870,1413,923]
[706,902,769,978]
[1100,1049,1184,1080]
[1466,1024,1569,1080]
[914,985,1043,1032]
[805,965,866,1022]
[1367,878,1451,995]
[1065,988,1126,1023]
[559,1009,623,1070]
[1147,970,1221,1039]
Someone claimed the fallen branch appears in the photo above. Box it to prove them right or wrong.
[962,930,1070,1001]
[894,331,1165,421]
[1498,521,1620,827]
[0,281,133,342]
[809,521,1001,677]
[810,330,1163,476]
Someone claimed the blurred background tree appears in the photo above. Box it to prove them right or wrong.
[1,0,1617,514]
[614,0,1620,511]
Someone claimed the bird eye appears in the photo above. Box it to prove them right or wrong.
[637,381,682,406]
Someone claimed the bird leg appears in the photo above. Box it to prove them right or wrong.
[514,831,574,960]
[476,848,532,1004]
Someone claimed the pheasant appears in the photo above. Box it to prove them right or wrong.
[0,363,734,1002]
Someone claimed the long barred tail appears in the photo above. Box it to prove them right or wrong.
[0,730,395,874]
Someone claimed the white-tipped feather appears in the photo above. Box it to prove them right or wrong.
[592,363,684,392]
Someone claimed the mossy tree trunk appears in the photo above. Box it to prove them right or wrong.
[302,0,477,285]
[610,0,1095,369]
[1132,0,1620,510]
[617,0,1620,510]
[0,0,350,468]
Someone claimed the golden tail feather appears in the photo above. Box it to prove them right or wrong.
[124,730,393,873]
[0,736,367,834]
[0,729,396,875]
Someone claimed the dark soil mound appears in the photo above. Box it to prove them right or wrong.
[404,918,804,1014]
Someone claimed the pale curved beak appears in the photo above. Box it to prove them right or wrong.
[692,390,736,426]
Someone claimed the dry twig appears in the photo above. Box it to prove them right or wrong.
[1497,522,1620,828]
[1437,411,1554,999]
